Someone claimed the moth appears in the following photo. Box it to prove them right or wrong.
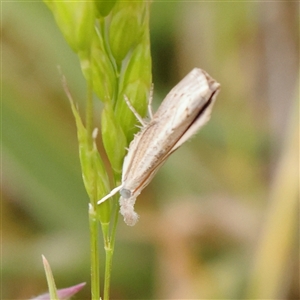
[98,68,220,226]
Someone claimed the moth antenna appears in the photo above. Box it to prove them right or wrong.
[97,185,123,205]
[124,95,147,127]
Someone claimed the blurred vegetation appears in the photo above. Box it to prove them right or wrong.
[2,1,298,299]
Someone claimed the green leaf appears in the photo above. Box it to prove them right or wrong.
[88,32,116,103]
[44,1,95,53]
[69,96,110,207]
[95,0,117,17]
[109,2,146,63]
[101,103,127,175]
[42,256,59,300]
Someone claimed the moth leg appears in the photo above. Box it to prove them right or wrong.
[147,84,154,120]
[97,185,123,205]
[124,95,147,127]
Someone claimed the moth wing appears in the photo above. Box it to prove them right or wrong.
[171,86,220,152]
[122,129,144,181]
[121,68,220,196]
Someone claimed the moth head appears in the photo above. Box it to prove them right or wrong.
[120,188,132,199]
[119,188,139,226]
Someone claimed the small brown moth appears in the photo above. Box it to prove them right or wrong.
[98,68,220,226]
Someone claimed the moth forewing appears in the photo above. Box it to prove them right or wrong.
[154,68,208,113]
[171,84,220,151]
[97,68,220,226]
[120,122,162,196]
[121,129,144,185]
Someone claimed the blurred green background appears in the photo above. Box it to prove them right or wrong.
[2,1,298,299]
